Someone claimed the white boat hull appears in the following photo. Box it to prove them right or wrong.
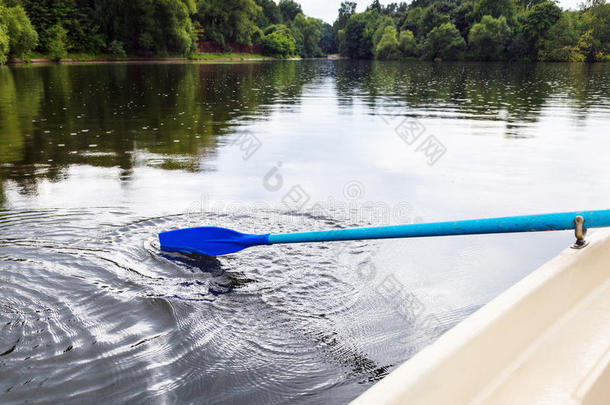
[352,229,610,405]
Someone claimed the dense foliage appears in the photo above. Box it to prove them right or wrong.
[469,16,511,61]
[260,24,296,56]
[0,0,329,60]
[337,0,610,61]
[0,0,608,63]
[0,1,37,62]
[195,0,259,46]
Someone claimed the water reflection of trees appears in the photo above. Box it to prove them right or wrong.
[1,61,607,202]
[0,61,313,197]
[335,61,609,134]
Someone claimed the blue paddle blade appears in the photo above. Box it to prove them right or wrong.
[159,227,270,256]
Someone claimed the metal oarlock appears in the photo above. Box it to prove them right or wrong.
[571,215,589,249]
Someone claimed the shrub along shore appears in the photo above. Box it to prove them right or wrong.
[0,0,608,65]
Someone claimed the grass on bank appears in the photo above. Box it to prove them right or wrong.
[15,52,608,64]
[188,52,268,60]
[27,52,122,61]
[17,52,272,63]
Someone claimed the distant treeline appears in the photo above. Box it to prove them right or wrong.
[0,0,334,62]
[336,0,609,62]
[0,0,608,63]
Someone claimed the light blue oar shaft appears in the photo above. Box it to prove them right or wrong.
[267,210,610,245]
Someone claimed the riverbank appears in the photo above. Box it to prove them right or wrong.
[7,52,297,64]
[7,53,606,66]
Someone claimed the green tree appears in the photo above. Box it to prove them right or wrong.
[291,13,322,57]
[341,12,372,58]
[0,24,9,64]
[0,3,38,59]
[334,1,357,34]
[422,22,466,60]
[289,19,304,55]
[46,23,67,61]
[468,15,511,60]
[70,0,103,52]
[263,24,279,35]
[375,25,400,59]
[107,39,126,58]
[278,0,302,22]
[453,2,476,38]
[401,7,423,34]
[18,0,101,52]
[339,9,383,59]
[393,2,409,30]
[399,29,417,56]
[579,1,610,60]
[260,24,295,56]
[515,0,547,10]
[474,0,516,19]
[91,0,196,55]
[18,0,71,50]
[195,0,259,45]
[418,4,450,37]
[148,0,197,54]
[319,22,336,54]
[372,15,394,50]
[521,1,562,56]
[367,0,382,13]
[254,0,281,27]
[577,29,601,61]
[538,11,582,61]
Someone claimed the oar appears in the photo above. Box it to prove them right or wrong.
[158,209,610,256]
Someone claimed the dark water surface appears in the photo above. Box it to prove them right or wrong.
[1,61,609,404]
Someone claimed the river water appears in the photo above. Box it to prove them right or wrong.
[1,61,609,404]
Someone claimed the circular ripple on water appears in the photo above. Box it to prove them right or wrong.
[0,208,392,404]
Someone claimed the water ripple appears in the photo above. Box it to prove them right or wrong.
[0,208,403,404]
